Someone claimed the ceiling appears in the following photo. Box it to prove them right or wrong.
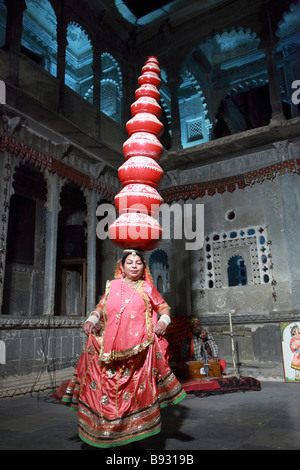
[122,0,173,18]
[110,0,220,32]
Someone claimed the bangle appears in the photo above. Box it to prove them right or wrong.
[90,310,100,319]
[85,312,100,326]
[159,314,171,327]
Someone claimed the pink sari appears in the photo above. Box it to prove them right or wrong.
[62,278,186,448]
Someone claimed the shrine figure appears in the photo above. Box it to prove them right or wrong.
[290,325,300,381]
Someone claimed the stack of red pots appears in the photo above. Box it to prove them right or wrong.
[109,57,164,251]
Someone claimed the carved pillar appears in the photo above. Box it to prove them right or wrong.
[265,47,286,122]
[92,46,102,137]
[56,1,68,114]
[170,201,192,315]
[160,21,183,151]
[261,9,285,123]
[125,34,139,126]
[4,0,27,86]
[43,173,61,315]
[0,152,17,312]
[85,189,97,314]
[167,65,182,151]
[283,52,298,118]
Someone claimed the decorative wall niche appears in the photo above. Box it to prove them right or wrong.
[149,249,170,293]
[201,226,272,290]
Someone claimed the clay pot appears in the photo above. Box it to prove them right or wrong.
[126,112,164,138]
[141,62,161,76]
[111,56,165,253]
[131,97,161,118]
[118,156,163,188]
[115,183,163,216]
[123,132,163,160]
[146,56,159,65]
[138,72,161,88]
[108,212,162,251]
[135,84,160,101]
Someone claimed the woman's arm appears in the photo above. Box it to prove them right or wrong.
[82,306,103,335]
[154,307,171,337]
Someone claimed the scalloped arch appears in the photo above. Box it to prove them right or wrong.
[101,52,123,89]
[276,0,300,38]
[149,249,169,265]
[66,21,92,56]
[225,78,269,98]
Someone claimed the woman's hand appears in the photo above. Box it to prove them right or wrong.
[154,320,167,337]
[82,321,94,336]
[82,308,102,336]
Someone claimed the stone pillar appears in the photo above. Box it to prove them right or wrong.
[166,64,182,151]
[161,19,183,152]
[43,173,60,315]
[169,200,191,315]
[0,152,16,311]
[92,46,102,137]
[261,10,285,124]
[56,1,68,114]
[265,47,286,123]
[284,60,298,118]
[85,189,97,314]
[4,0,27,86]
[125,37,140,126]
[171,239,192,316]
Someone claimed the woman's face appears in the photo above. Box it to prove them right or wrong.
[123,254,145,281]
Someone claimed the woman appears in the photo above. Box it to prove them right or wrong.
[62,249,186,448]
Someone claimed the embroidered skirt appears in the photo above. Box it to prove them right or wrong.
[62,333,186,448]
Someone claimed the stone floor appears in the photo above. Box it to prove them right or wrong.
[0,380,299,451]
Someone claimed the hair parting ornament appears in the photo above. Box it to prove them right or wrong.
[123,248,144,257]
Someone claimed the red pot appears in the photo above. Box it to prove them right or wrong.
[126,112,164,137]
[118,156,163,188]
[115,183,163,216]
[146,56,159,65]
[135,84,160,101]
[142,62,161,76]
[131,97,161,118]
[138,72,161,88]
[123,132,163,160]
[108,212,162,251]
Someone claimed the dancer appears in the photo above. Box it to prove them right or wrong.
[62,249,186,448]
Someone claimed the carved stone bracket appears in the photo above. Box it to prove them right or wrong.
[0,135,116,201]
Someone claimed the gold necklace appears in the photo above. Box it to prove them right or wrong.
[123,277,140,288]
[116,278,141,323]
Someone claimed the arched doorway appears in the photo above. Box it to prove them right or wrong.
[55,183,87,316]
[2,164,47,316]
